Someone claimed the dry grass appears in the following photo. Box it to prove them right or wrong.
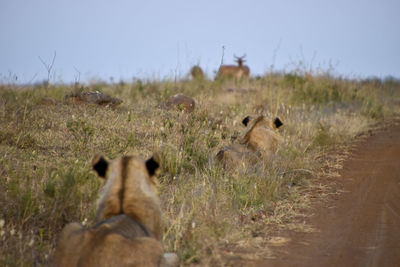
[0,74,399,266]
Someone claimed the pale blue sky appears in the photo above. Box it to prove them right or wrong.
[0,0,399,83]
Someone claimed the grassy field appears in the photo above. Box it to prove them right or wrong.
[0,73,399,266]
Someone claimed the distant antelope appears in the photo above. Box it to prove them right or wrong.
[217,54,250,79]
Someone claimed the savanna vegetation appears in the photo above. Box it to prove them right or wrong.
[0,72,399,266]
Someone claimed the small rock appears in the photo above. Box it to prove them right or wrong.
[65,91,122,108]
[164,94,195,113]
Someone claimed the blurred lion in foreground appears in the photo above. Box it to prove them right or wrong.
[53,153,177,267]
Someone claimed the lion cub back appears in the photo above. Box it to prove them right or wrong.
[53,153,172,267]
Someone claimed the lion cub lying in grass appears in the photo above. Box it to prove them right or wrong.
[217,115,283,167]
[53,153,177,267]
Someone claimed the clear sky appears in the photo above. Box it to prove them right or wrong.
[1,0,399,84]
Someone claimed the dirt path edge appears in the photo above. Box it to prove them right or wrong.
[254,119,400,267]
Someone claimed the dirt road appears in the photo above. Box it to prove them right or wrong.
[257,121,400,267]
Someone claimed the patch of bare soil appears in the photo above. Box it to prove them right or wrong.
[245,120,400,267]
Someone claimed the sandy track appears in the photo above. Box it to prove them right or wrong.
[258,121,400,267]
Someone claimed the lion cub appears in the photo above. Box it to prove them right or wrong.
[240,115,283,159]
[53,153,177,267]
[217,115,283,167]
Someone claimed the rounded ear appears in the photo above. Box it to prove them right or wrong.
[146,153,160,176]
[242,116,251,127]
[274,117,283,129]
[92,154,109,178]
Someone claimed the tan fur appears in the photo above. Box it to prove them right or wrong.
[217,65,250,79]
[95,155,162,240]
[53,153,176,267]
[240,116,283,161]
[216,144,259,168]
[217,56,250,79]
[54,220,163,267]
[216,116,283,167]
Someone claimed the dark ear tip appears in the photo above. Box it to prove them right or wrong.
[274,117,283,128]
[146,153,160,176]
[242,116,251,127]
[92,154,108,178]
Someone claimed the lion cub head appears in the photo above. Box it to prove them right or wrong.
[92,153,162,240]
[53,153,178,267]
[216,115,283,168]
[240,115,283,160]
